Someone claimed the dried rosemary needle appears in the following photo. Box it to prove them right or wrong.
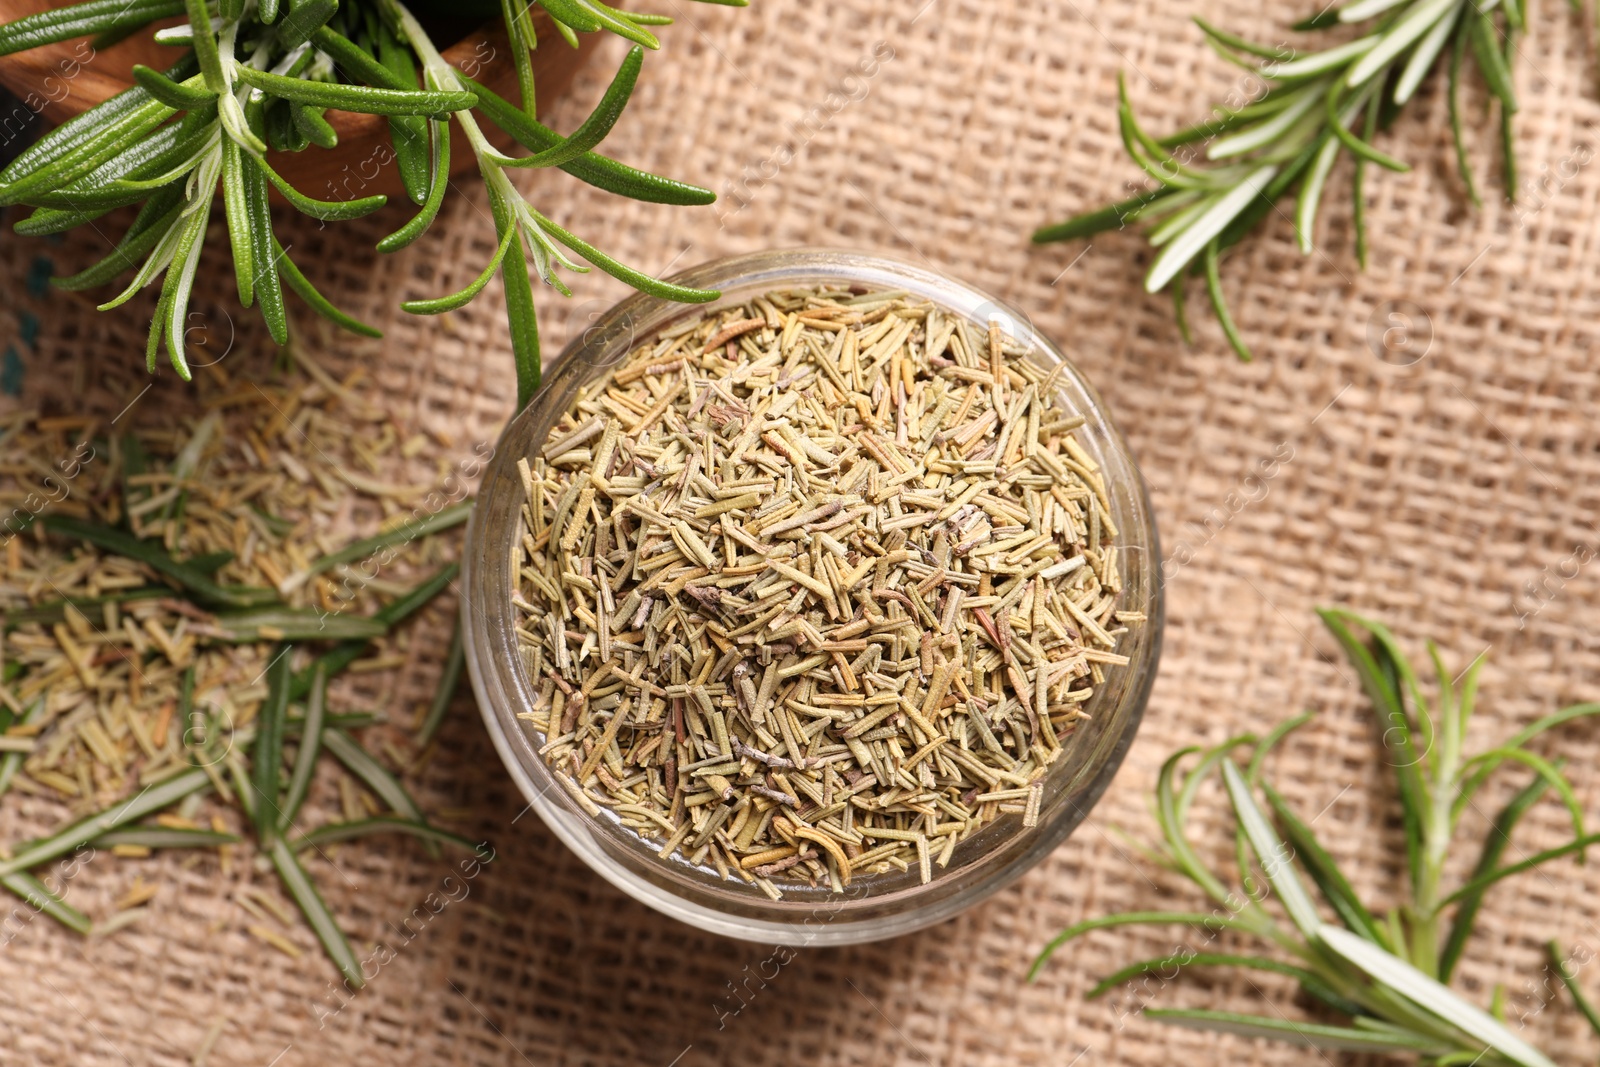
[513,286,1138,897]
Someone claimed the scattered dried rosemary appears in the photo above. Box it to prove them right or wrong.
[513,287,1142,898]
[0,347,476,984]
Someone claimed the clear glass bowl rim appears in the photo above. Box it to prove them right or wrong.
[462,248,1165,946]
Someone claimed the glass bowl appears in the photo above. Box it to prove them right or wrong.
[462,249,1164,945]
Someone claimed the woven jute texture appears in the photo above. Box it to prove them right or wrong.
[4,0,1600,1062]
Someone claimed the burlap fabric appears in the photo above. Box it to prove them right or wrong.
[4,0,1600,1062]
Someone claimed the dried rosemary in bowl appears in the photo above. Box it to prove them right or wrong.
[511,286,1143,898]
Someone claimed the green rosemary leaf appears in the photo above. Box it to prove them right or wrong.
[182,0,224,91]
[211,606,388,642]
[287,562,460,701]
[376,21,431,205]
[91,826,240,848]
[538,0,602,33]
[291,500,470,587]
[0,768,211,878]
[1467,7,1517,110]
[1157,113,1250,148]
[1214,133,1321,251]
[1033,187,1176,243]
[1324,83,1409,171]
[0,0,183,56]
[1341,0,1410,22]
[0,698,45,798]
[158,149,221,379]
[1202,240,1252,360]
[274,0,337,49]
[1445,832,1600,908]
[0,96,176,206]
[541,0,659,47]
[242,153,289,345]
[1158,741,1257,908]
[1171,275,1193,343]
[146,270,175,372]
[1295,7,1345,30]
[1263,782,1389,947]
[1296,134,1342,254]
[374,561,460,626]
[264,97,300,152]
[377,119,450,251]
[1085,953,1307,999]
[401,226,516,314]
[272,238,385,337]
[230,752,257,823]
[549,13,580,47]
[460,74,716,205]
[1438,773,1552,982]
[1393,0,1461,104]
[1,872,92,934]
[1346,0,1457,88]
[501,0,539,115]
[1317,608,1428,886]
[130,63,216,109]
[43,516,279,610]
[290,103,339,149]
[286,712,379,735]
[256,155,386,220]
[1222,760,1322,938]
[1468,705,1600,798]
[310,25,397,87]
[234,66,476,117]
[269,836,362,986]
[1499,30,1516,199]
[1030,912,1261,980]
[321,729,438,857]
[1547,941,1600,1038]
[220,137,254,307]
[98,211,185,312]
[1117,80,1208,189]
[1319,926,1558,1067]
[90,18,153,51]
[1146,168,1275,292]
[15,205,103,237]
[497,45,644,169]
[1456,747,1584,842]
[259,0,279,23]
[416,619,464,746]
[1192,16,1289,59]
[1147,196,1215,248]
[1147,1009,1450,1055]
[493,190,544,406]
[526,207,719,303]
[52,187,185,289]
[1246,713,1315,786]
[291,817,480,853]
[1,54,193,184]
[253,646,293,843]
[1353,95,1377,266]
[280,665,327,829]
[25,122,212,213]
[1089,954,1357,1012]
[1266,37,1378,80]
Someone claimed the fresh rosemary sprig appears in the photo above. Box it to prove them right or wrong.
[1035,0,1546,359]
[0,0,738,404]
[1033,608,1600,1065]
